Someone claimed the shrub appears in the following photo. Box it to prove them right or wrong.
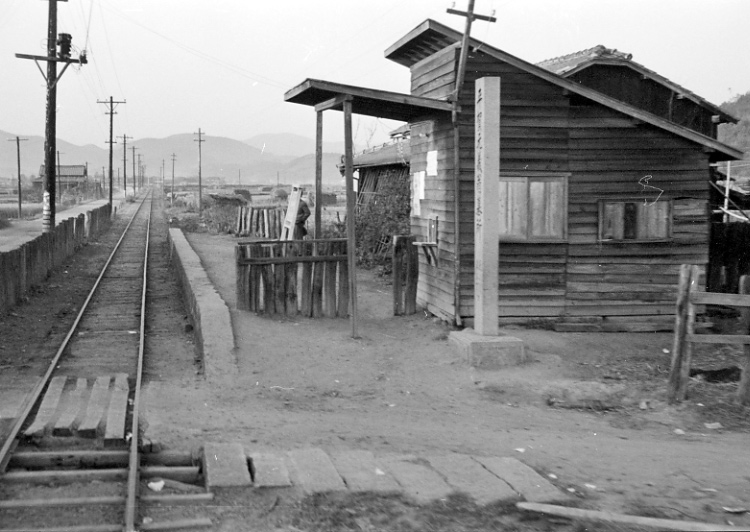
[355,176,410,267]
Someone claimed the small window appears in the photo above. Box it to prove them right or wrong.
[599,200,672,241]
[499,175,567,241]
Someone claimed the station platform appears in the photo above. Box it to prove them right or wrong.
[0,197,120,253]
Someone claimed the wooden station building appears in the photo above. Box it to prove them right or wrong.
[285,19,744,330]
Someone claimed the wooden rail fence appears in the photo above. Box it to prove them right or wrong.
[668,264,750,405]
[236,238,348,317]
[0,203,112,315]
[235,205,286,239]
[392,235,418,316]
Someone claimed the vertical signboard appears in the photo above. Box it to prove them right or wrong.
[474,77,500,336]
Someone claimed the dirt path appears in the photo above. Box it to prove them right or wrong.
[137,231,750,526]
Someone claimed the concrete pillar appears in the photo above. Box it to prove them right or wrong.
[474,77,500,336]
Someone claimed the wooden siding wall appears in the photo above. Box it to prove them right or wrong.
[571,66,717,138]
[409,47,711,323]
[409,46,458,321]
[456,51,572,318]
[566,97,710,317]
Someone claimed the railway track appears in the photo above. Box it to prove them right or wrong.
[0,192,212,531]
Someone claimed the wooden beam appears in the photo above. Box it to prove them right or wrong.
[314,94,353,113]
[343,98,359,338]
[517,502,748,531]
[315,111,323,238]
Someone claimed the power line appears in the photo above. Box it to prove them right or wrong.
[100,0,289,89]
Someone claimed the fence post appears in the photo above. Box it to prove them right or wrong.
[667,264,695,403]
[405,235,418,315]
[236,244,248,311]
[739,275,750,406]
[392,236,405,316]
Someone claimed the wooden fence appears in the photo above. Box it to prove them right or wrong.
[707,221,750,293]
[235,205,286,239]
[0,203,112,315]
[392,235,418,315]
[668,264,750,405]
[236,238,348,317]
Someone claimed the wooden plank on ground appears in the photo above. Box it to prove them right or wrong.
[77,376,111,438]
[287,448,346,494]
[517,502,749,531]
[104,374,129,445]
[380,454,452,503]
[24,376,67,438]
[474,456,567,503]
[329,450,400,493]
[249,452,291,488]
[53,377,87,436]
[203,442,252,488]
[426,454,517,504]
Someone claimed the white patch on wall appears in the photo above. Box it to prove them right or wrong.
[426,150,438,176]
[411,171,425,216]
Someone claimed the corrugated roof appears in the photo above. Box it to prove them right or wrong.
[353,141,410,168]
[536,45,632,74]
[38,165,87,177]
[284,78,452,122]
[537,45,737,124]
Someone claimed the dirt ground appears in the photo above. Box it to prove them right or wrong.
[2,203,749,530]
[137,229,750,529]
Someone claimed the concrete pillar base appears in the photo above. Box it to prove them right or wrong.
[449,329,529,369]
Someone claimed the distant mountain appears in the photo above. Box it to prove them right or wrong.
[0,130,346,185]
[244,133,344,158]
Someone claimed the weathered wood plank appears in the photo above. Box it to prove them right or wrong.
[24,376,67,438]
[78,376,111,438]
[104,373,129,445]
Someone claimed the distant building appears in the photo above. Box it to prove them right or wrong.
[35,164,88,190]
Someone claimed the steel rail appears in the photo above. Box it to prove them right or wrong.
[125,190,152,531]
[0,193,150,473]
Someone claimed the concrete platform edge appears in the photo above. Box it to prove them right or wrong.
[168,228,237,382]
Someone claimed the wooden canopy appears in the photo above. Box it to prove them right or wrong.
[284,79,453,121]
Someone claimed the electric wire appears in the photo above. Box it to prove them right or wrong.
[99,0,290,90]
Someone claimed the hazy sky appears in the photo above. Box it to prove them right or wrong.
[1,0,748,150]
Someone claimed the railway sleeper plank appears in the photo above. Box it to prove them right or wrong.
[53,378,88,437]
[103,373,129,446]
[24,376,68,438]
[77,376,112,438]
[0,495,124,508]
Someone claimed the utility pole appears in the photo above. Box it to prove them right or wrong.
[121,134,131,197]
[101,166,105,196]
[447,1,496,327]
[194,128,205,216]
[131,145,138,195]
[171,153,176,207]
[15,0,87,233]
[137,153,142,191]
[7,137,28,218]
[97,97,125,206]
[448,0,496,105]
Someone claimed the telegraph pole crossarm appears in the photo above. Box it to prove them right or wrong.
[15,0,86,233]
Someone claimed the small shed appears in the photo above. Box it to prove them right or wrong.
[286,19,744,330]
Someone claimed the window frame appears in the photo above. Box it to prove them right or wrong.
[497,171,569,243]
[597,198,674,243]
